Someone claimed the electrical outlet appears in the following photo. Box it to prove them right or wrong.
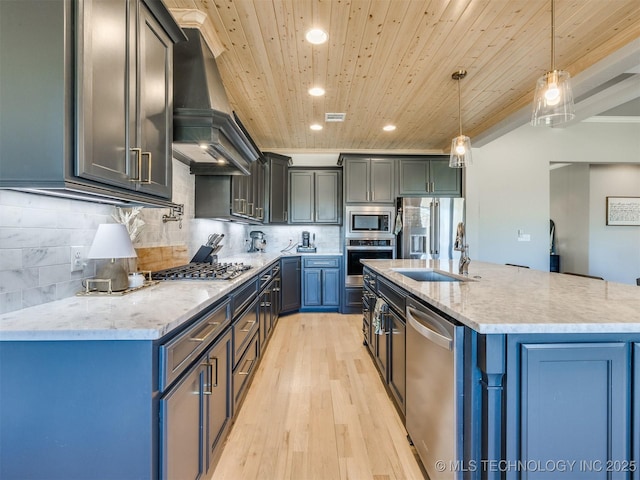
[70,246,85,272]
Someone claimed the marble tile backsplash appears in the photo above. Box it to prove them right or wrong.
[0,159,343,314]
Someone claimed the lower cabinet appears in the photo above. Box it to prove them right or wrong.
[516,342,629,471]
[160,329,232,480]
[280,256,301,313]
[301,256,341,311]
[387,308,406,413]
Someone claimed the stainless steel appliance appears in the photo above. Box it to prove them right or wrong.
[397,197,464,259]
[406,297,465,480]
[297,230,317,253]
[345,206,395,237]
[151,263,251,281]
[345,238,395,286]
[247,230,266,252]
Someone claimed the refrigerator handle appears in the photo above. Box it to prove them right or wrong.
[432,200,440,255]
[429,201,435,255]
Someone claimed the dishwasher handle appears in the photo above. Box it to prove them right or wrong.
[406,305,453,351]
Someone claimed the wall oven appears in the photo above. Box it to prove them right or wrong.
[345,238,395,286]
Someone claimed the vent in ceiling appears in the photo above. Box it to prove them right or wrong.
[325,113,346,122]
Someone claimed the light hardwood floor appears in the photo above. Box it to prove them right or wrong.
[210,312,426,480]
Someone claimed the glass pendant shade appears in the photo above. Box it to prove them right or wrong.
[449,69,471,168]
[531,69,575,126]
[449,135,473,168]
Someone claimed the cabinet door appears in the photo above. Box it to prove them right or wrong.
[345,159,370,203]
[254,161,266,221]
[399,159,429,196]
[205,331,232,474]
[322,269,341,306]
[160,362,205,480]
[76,0,132,189]
[370,159,395,203]
[232,175,249,216]
[268,156,289,223]
[429,158,461,196]
[315,170,341,223]
[280,257,301,313]
[519,343,629,472]
[388,310,406,413]
[289,171,315,223]
[303,269,322,306]
[136,2,172,198]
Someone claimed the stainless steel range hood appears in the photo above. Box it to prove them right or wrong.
[173,28,260,174]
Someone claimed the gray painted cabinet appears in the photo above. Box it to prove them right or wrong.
[77,0,174,199]
[0,0,181,203]
[280,256,301,313]
[343,157,396,204]
[289,169,342,224]
[398,156,462,196]
[264,152,291,223]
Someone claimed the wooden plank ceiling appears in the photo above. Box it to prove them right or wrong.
[164,0,640,153]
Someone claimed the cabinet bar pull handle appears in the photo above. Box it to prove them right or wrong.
[238,358,255,376]
[129,147,142,182]
[203,360,213,395]
[247,202,254,216]
[240,320,256,332]
[141,151,152,184]
[212,356,219,387]
[189,321,221,342]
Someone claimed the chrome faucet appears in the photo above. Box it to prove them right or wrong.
[454,222,470,275]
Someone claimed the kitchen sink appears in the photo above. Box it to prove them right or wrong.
[391,268,468,282]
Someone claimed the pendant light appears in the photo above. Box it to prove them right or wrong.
[449,70,472,168]
[531,0,575,126]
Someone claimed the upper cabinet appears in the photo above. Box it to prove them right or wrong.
[77,0,175,199]
[289,168,342,224]
[263,152,291,224]
[0,0,184,205]
[340,156,396,204]
[398,156,462,197]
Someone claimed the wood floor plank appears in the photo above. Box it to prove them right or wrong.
[210,312,425,480]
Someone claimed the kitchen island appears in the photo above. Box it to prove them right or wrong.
[361,259,640,480]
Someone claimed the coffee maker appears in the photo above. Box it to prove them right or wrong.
[296,230,317,253]
[247,231,266,252]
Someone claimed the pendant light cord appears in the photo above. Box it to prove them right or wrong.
[457,77,462,136]
[550,0,555,71]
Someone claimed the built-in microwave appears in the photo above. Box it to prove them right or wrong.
[345,206,395,237]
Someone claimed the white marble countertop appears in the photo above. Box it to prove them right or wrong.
[362,259,640,334]
[0,253,282,341]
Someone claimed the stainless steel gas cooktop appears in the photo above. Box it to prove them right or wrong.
[151,262,252,281]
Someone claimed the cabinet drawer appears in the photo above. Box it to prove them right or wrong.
[232,278,258,316]
[378,277,405,317]
[233,332,259,409]
[159,299,231,391]
[233,298,259,366]
[303,257,340,268]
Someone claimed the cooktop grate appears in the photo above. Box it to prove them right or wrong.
[151,262,252,281]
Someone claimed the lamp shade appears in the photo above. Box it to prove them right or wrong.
[449,135,473,168]
[87,224,137,260]
[531,69,575,126]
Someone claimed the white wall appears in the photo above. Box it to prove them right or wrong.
[550,164,590,274]
[588,164,640,284]
[467,121,640,278]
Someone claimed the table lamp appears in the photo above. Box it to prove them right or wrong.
[87,224,137,292]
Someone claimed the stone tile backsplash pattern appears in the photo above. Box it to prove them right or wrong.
[0,159,342,314]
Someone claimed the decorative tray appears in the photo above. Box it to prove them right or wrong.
[76,272,158,296]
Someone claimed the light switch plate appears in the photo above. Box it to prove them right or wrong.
[70,246,85,272]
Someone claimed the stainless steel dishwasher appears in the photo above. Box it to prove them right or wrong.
[405,297,465,480]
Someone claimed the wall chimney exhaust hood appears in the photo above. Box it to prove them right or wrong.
[173,28,260,175]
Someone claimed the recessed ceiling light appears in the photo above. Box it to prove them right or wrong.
[383,125,396,131]
[305,28,328,45]
[310,124,323,131]
[308,87,325,97]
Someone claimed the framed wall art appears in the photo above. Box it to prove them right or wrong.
[606,196,640,226]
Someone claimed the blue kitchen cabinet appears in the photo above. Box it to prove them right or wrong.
[517,342,629,478]
[301,256,341,311]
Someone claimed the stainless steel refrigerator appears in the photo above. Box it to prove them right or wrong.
[396,197,465,259]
